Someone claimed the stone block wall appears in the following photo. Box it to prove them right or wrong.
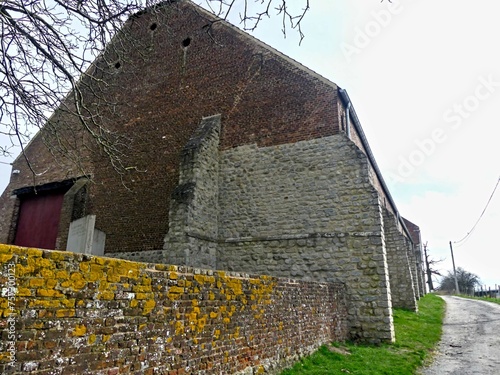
[0,245,347,375]
[164,115,222,269]
[382,209,417,311]
[216,134,395,343]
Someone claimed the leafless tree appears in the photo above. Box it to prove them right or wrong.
[0,0,311,181]
[423,242,444,291]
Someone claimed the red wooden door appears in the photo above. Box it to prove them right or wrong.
[14,192,65,249]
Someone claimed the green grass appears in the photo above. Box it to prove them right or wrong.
[458,294,500,305]
[280,294,445,375]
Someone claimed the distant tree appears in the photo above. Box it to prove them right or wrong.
[438,267,481,295]
[0,0,310,179]
[423,243,443,291]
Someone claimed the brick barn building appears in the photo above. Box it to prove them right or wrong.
[0,0,425,343]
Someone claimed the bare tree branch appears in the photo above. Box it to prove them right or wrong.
[0,0,311,183]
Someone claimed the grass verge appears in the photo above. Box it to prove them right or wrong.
[280,294,445,375]
[458,294,500,305]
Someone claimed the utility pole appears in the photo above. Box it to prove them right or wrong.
[423,242,434,291]
[449,241,460,294]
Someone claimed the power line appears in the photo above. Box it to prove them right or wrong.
[454,175,500,245]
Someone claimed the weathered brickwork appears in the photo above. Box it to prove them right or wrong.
[0,245,347,374]
[0,1,340,253]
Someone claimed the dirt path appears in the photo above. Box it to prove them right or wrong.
[421,295,500,375]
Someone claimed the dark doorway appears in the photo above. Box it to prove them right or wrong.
[14,191,66,249]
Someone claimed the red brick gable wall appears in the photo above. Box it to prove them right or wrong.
[1,2,340,253]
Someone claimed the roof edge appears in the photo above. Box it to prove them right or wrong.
[338,88,413,244]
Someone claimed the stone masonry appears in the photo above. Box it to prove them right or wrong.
[163,119,396,343]
[383,208,418,311]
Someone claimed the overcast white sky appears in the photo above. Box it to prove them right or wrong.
[1,0,498,289]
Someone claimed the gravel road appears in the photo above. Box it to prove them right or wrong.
[420,295,500,375]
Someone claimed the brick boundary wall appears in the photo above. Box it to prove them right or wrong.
[0,245,348,374]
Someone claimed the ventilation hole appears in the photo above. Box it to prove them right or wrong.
[150,23,157,31]
[114,62,121,69]
[182,37,191,48]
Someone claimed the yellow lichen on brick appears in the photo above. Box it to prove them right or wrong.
[130,299,139,308]
[143,299,156,315]
[40,268,55,278]
[194,274,206,285]
[29,278,45,287]
[121,263,141,279]
[79,262,90,273]
[28,299,61,308]
[0,351,13,363]
[136,292,154,300]
[88,334,97,344]
[197,315,207,332]
[102,334,111,343]
[214,329,221,339]
[209,311,218,319]
[174,320,184,335]
[46,279,58,289]
[0,244,12,254]
[27,321,44,329]
[167,286,184,301]
[72,324,87,336]
[47,251,68,261]
[16,264,35,277]
[37,288,63,298]
[0,254,13,263]
[169,271,178,280]
[61,299,75,308]
[93,256,106,265]
[133,285,152,293]
[27,248,44,258]
[99,291,115,300]
[98,280,110,291]
[55,270,69,279]
[17,287,30,297]
[56,309,75,318]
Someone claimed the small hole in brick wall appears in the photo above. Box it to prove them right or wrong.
[284,196,289,200]
[150,23,157,31]
[115,61,121,69]
[182,37,191,48]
